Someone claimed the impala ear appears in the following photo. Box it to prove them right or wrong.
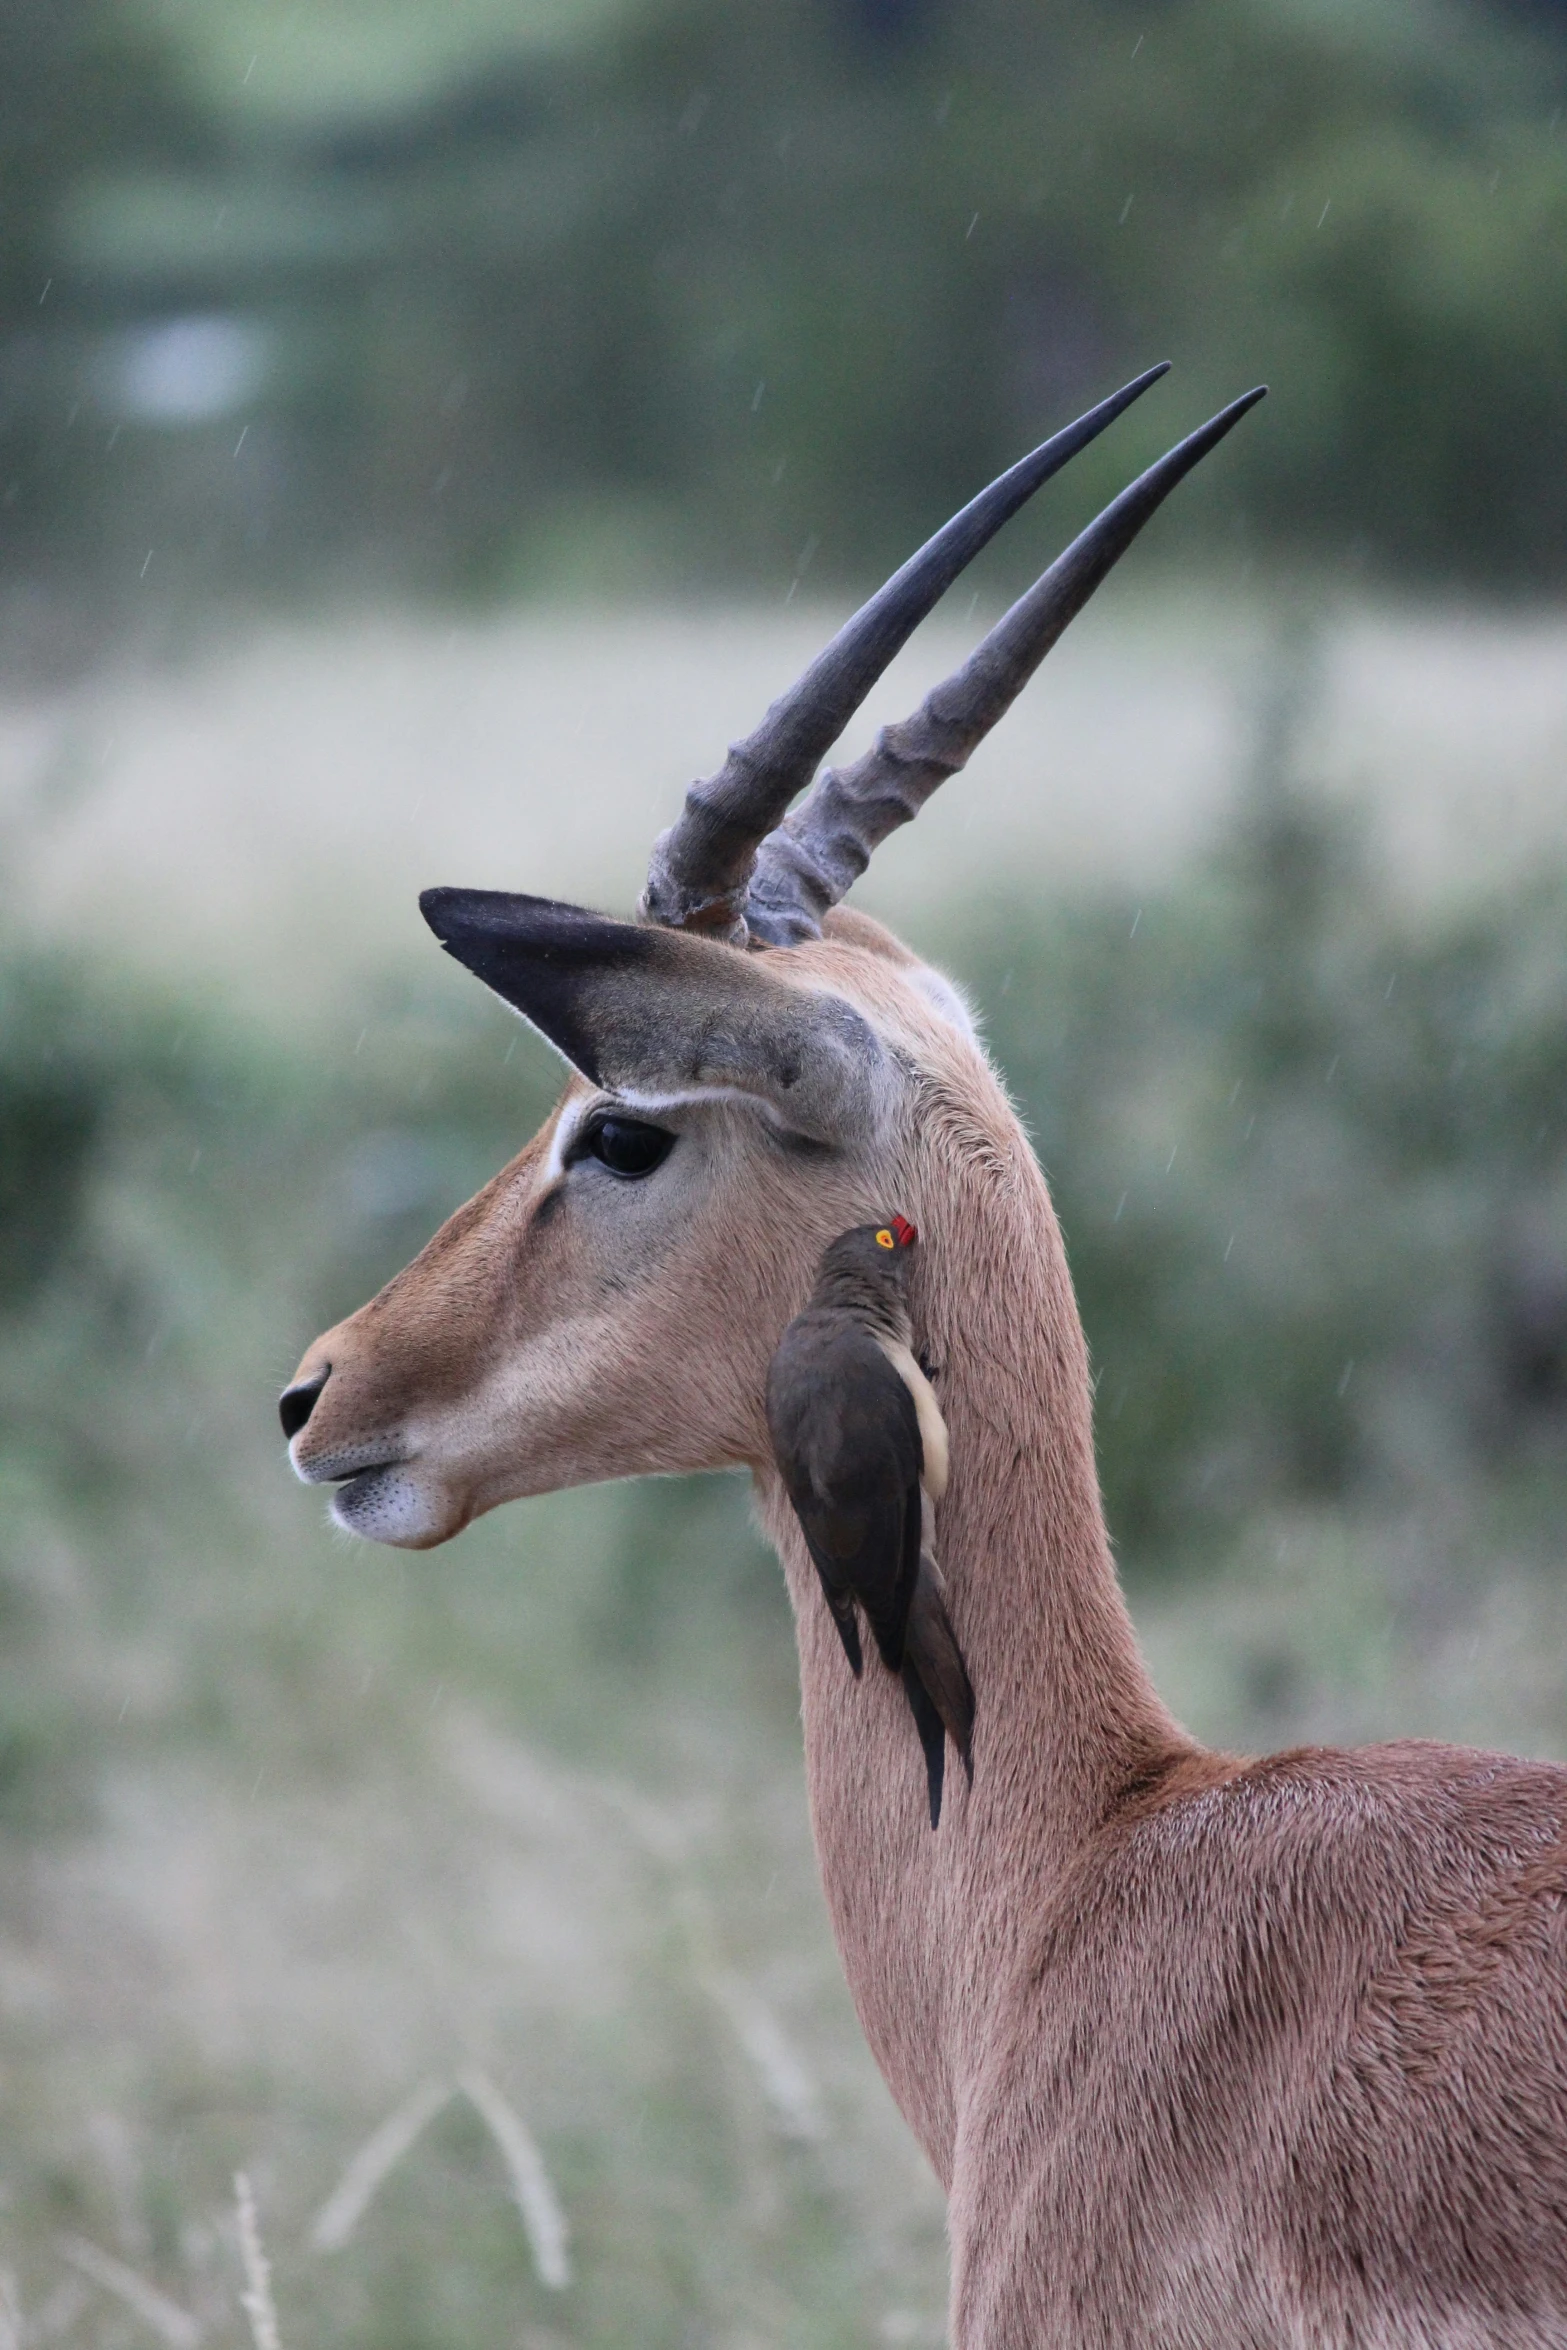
[419,888,886,1144]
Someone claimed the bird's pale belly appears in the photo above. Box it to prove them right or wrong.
[874,1337,949,1500]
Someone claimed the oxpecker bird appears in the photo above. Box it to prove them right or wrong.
[766,1217,975,1827]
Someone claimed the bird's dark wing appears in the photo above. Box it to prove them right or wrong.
[766,1311,925,1676]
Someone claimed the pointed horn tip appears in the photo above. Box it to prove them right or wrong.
[1140,382,1267,481]
[1190,382,1268,453]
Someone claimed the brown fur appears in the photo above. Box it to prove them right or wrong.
[288,905,1567,2346]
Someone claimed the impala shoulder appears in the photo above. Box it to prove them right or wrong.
[1105,1741,1567,1955]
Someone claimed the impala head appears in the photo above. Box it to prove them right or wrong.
[283,370,1264,1548]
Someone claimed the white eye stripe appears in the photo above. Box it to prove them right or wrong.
[609,1082,809,1133]
[542,1098,592,1185]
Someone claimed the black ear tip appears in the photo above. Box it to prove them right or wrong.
[420,885,516,956]
[419,885,463,944]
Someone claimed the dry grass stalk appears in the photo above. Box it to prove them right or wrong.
[700,1969,824,2142]
[675,1880,824,2142]
[310,2077,453,2254]
[233,2174,281,2350]
[456,2066,571,2291]
[60,2235,201,2348]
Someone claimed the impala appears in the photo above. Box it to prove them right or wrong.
[282,369,1567,2347]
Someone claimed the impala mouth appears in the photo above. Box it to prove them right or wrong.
[329,1458,402,1487]
[288,1432,405,1489]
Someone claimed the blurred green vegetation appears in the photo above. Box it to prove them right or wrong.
[957,649,1567,1558]
[4,0,1567,647]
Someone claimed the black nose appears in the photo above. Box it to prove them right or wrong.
[279,1369,329,1440]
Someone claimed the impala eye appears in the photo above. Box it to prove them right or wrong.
[578,1115,675,1179]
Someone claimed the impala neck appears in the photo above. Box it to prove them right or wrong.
[756,1128,1191,2183]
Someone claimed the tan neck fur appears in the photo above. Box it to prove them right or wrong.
[757,1078,1190,2179]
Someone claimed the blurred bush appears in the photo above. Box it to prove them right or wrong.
[0,967,105,1308]
[956,650,1567,1561]
[3,0,1567,641]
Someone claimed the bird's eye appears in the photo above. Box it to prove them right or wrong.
[578,1115,675,1179]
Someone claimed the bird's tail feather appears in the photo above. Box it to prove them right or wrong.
[907,1555,975,1767]
[902,1664,946,1828]
[829,1599,864,1679]
[902,1554,976,1828]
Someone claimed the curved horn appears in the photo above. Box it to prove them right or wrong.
[743,386,1267,948]
[638,365,1172,945]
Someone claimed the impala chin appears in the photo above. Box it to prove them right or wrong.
[328,1460,459,1548]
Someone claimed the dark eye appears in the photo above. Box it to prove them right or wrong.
[578,1115,675,1179]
